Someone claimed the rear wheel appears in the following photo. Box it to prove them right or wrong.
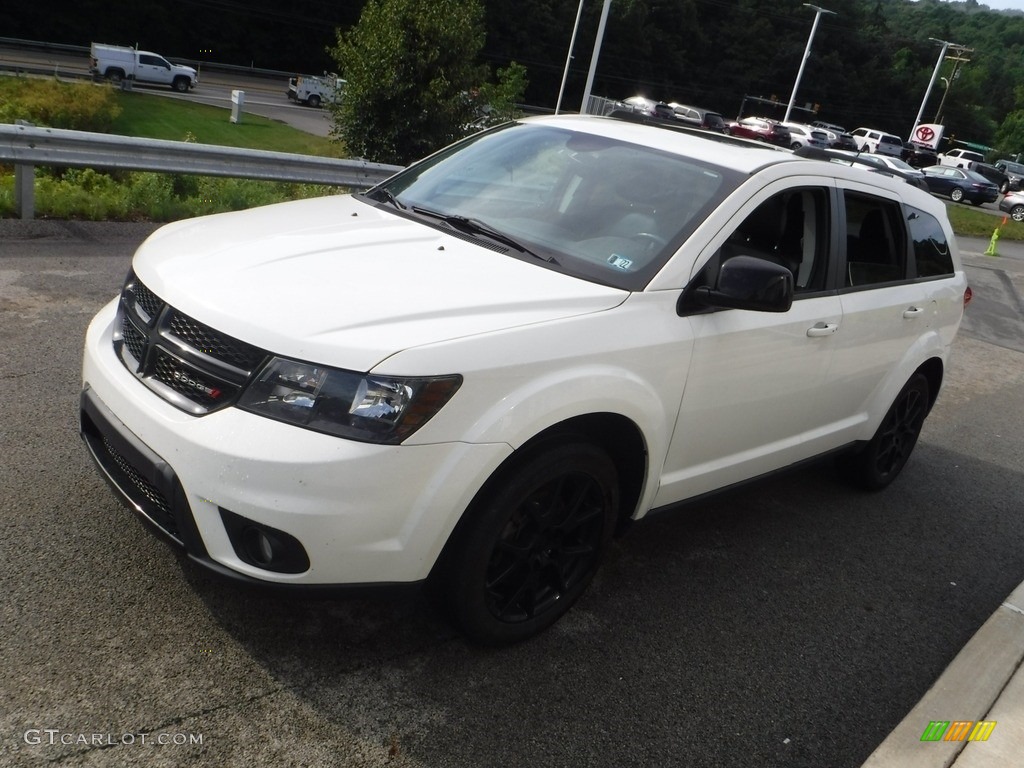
[840,373,930,491]
[105,69,124,84]
[436,441,618,645]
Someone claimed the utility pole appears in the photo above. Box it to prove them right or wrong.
[933,52,971,125]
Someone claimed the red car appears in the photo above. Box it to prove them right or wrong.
[727,117,792,147]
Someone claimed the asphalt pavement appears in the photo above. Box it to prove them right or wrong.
[861,234,1024,768]
[2,221,1023,768]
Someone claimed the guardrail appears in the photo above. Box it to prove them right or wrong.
[0,123,402,219]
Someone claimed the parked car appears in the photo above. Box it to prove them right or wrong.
[995,160,1024,192]
[902,143,939,169]
[850,128,904,157]
[938,147,985,169]
[80,114,969,645]
[920,165,1000,205]
[813,149,928,191]
[668,103,727,133]
[966,162,1010,194]
[810,121,858,150]
[727,116,792,146]
[623,96,674,120]
[782,123,830,150]
[998,190,1024,221]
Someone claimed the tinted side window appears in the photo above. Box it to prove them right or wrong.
[907,206,954,277]
[718,188,830,294]
[843,192,906,287]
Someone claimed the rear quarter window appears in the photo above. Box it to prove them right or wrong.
[907,206,955,278]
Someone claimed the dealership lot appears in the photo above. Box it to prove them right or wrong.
[2,221,1023,768]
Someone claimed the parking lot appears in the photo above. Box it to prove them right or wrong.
[2,221,1024,767]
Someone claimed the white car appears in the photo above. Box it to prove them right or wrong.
[851,127,904,157]
[81,115,969,644]
[782,122,830,150]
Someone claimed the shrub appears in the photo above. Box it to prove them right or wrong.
[0,78,122,132]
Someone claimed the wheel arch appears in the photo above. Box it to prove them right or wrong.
[915,356,944,414]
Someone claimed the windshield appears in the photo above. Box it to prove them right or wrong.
[362,122,741,290]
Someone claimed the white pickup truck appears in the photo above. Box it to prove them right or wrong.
[287,73,345,108]
[937,147,985,169]
[90,43,198,92]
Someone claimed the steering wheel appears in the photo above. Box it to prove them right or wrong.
[633,232,668,251]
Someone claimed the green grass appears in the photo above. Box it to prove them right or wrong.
[109,91,345,157]
[945,204,1024,241]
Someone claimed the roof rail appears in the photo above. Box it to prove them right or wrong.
[604,109,788,151]
[793,145,927,189]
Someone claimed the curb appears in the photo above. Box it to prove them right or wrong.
[861,581,1024,767]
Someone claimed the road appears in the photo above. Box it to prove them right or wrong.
[1,220,1023,767]
[0,44,334,137]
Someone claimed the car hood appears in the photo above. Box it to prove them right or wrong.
[132,195,627,371]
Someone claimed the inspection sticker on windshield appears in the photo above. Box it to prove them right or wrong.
[608,254,633,270]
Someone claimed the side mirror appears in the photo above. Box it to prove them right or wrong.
[693,255,794,313]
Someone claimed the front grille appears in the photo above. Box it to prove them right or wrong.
[115,272,269,414]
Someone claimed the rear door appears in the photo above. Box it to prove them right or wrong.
[820,181,959,446]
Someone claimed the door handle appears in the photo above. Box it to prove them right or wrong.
[903,306,925,319]
[807,322,839,337]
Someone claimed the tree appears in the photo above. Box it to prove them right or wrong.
[329,0,504,165]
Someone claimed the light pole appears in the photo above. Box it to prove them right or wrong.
[580,0,612,114]
[555,0,586,115]
[783,4,836,124]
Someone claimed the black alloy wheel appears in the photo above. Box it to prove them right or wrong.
[437,441,618,645]
[840,373,930,491]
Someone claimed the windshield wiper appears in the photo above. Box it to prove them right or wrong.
[373,187,406,210]
[410,206,554,263]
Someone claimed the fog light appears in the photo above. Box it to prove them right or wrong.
[220,508,310,574]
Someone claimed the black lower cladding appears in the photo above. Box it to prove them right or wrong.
[79,387,207,557]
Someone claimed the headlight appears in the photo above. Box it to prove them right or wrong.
[237,357,461,444]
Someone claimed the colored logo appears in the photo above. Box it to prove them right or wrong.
[915,126,936,143]
[920,721,996,742]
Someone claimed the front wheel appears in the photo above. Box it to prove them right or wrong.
[950,187,965,202]
[839,373,930,491]
[1010,204,1024,222]
[306,94,321,108]
[1000,181,1010,194]
[172,77,190,93]
[436,441,618,645]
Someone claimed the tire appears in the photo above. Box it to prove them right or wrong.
[1000,181,1010,194]
[1010,204,1024,222]
[172,77,190,93]
[105,69,124,84]
[791,142,802,150]
[839,373,930,491]
[306,94,321,108]
[436,441,618,645]
[950,187,964,202]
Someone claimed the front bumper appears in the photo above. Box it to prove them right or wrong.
[80,298,511,586]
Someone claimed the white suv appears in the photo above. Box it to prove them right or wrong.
[81,115,968,644]
[851,127,905,157]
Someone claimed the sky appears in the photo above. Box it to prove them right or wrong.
[972,0,1024,9]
